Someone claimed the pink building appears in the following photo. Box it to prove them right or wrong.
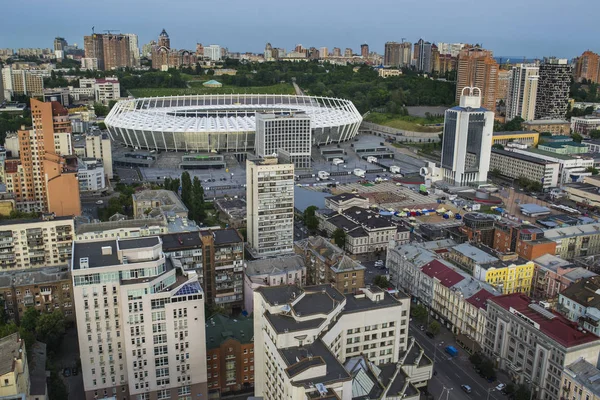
[531,254,596,302]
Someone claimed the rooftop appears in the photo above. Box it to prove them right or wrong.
[0,215,73,227]
[212,228,243,245]
[205,313,253,350]
[161,232,202,251]
[72,237,161,270]
[522,119,570,125]
[560,276,600,307]
[493,130,538,136]
[491,148,556,165]
[0,333,24,376]
[245,254,305,278]
[29,342,47,396]
[451,243,499,264]
[0,266,70,289]
[564,359,600,397]
[465,289,497,311]
[491,294,600,348]
[545,223,600,241]
[519,147,588,161]
[326,193,367,204]
[421,260,465,288]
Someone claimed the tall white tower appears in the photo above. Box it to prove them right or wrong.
[506,64,539,121]
[441,87,494,186]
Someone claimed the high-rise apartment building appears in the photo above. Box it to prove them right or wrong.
[437,42,466,57]
[255,111,311,169]
[246,156,294,257]
[84,33,132,71]
[332,47,341,57]
[575,51,600,83]
[456,46,499,111]
[506,64,539,121]
[85,132,113,179]
[344,48,353,57]
[253,285,423,400]
[54,37,68,52]
[535,58,572,120]
[124,33,140,67]
[441,87,494,185]
[264,43,273,61]
[384,42,402,67]
[496,69,512,103]
[319,47,328,59]
[415,39,432,73]
[360,43,369,58]
[1,66,44,100]
[4,99,80,215]
[72,236,208,400]
[204,45,221,61]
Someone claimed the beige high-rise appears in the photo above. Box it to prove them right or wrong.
[506,64,539,121]
[456,47,499,111]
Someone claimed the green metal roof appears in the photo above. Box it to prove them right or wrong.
[206,313,253,349]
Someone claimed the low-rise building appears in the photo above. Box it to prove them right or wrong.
[511,147,594,184]
[214,198,246,229]
[294,236,365,294]
[0,215,74,270]
[243,254,306,313]
[378,69,403,78]
[562,359,600,400]
[545,222,600,260]
[572,116,600,136]
[492,131,540,146]
[324,193,369,213]
[521,119,571,135]
[531,254,596,302]
[490,149,560,189]
[538,141,590,155]
[0,333,29,398]
[558,276,600,335]
[586,139,600,154]
[132,189,188,218]
[0,266,73,323]
[253,284,428,400]
[77,158,106,193]
[483,294,600,400]
[205,313,254,396]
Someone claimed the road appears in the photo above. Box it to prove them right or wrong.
[409,322,506,400]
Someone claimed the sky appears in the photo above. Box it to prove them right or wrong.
[1,0,598,59]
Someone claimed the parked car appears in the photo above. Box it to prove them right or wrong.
[95,200,104,205]
[496,383,506,392]
[63,368,71,377]
[425,331,435,339]
[374,260,384,267]
[461,385,472,394]
[72,366,78,376]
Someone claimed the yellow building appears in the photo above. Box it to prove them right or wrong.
[0,333,29,398]
[492,130,540,146]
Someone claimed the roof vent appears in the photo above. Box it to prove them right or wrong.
[101,246,112,256]
[80,257,89,269]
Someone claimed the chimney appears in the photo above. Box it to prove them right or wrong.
[101,246,112,256]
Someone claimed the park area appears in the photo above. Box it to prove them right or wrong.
[364,112,443,133]
[129,83,294,97]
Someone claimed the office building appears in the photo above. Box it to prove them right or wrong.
[43,87,70,106]
[71,236,208,400]
[572,115,600,135]
[489,148,560,189]
[199,229,244,313]
[85,132,113,179]
[0,334,29,398]
[253,284,429,400]
[456,46,499,110]
[441,87,494,185]
[492,130,540,146]
[254,111,311,169]
[243,255,306,313]
[0,215,73,270]
[378,68,402,78]
[558,276,600,335]
[535,58,571,120]
[246,156,294,257]
[0,266,74,322]
[521,119,570,135]
[1,66,44,100]
[84,33,133,71]
[415,39,432,73]
[575,51,600,83]
[360,43,369,58]
[460,212,496,246]
[483,294,600,400]
[506,64,539,121]
[264,43,273,61]
[4,99,80,216]
[204,45,221,61]
[324,193,369,213]
[205,313,254,396]
[295,236,365,293]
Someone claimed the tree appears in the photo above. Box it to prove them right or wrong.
[332,228,346,249]
[572,132,583,143]
[411,304,427,323]
[587,167,599,175]
[469,352,483,366]
[504,116,524,131]
[93,102,109,117]
[590,129,600,139]
[190,177,205,222]
[492,144,504,150]
[514,384,531,400]
[303,206,319,232]
[36,310,66,352]
[180,171,192,208]
[373,275,390,289]
[428,321,440,336]
[489,168,502,178]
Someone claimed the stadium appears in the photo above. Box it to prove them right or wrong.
[105,94,363,152]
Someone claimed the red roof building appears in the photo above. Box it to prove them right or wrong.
[421,260,464,288]
[465,289,496,311]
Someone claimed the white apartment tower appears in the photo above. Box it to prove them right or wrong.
[441,87,494,186]
[204,45,221,61]
[71,237,208,400]
[85,132,113,179]
[246,156,294,257]
[255,111,312,169]
[506,64,539,121]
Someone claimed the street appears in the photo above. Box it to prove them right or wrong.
[409,321,507,400]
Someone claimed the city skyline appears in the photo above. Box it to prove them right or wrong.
[1,0,598,59]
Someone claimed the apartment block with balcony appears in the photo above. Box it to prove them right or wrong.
[200,229,244,314]
[483,294,600,400]
[71,236,208,400]
[0,266,73,323]
[243,254,306,313]
[562,359,600,400]
[531,254,596,303]
[557,276,600,336]
[161,232,203,285]
[0,215,74,270]
[294,236,365,294]
[253,284,428,400]
[205,313,254,397]
[544,223,600,260]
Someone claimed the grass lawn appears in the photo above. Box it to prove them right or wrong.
[365,112,443,133]
[129,84,295,98]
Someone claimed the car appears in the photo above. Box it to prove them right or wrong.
[419,325,425,331]
[425,331,435,339]
[461,385,472,394]
[95,200,104,205]
[72,366,78,376]
[63,368,71,377]
[496,383,506,391]
[374,260,384,266]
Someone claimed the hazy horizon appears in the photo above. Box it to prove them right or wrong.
[1,0,597,59]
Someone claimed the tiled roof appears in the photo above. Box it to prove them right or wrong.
[421,260,465,288]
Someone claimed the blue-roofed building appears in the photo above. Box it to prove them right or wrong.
[202,79,222,88]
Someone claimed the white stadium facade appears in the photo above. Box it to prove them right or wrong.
[104,94,363,152]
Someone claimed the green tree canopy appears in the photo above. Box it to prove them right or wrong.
[411,304,428,323]
[373,275,390,289]
[332,228,346,249]
[303,206,319,232]
[428,321,441,336]
[93,102,109,117]
[590,129,600,139]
